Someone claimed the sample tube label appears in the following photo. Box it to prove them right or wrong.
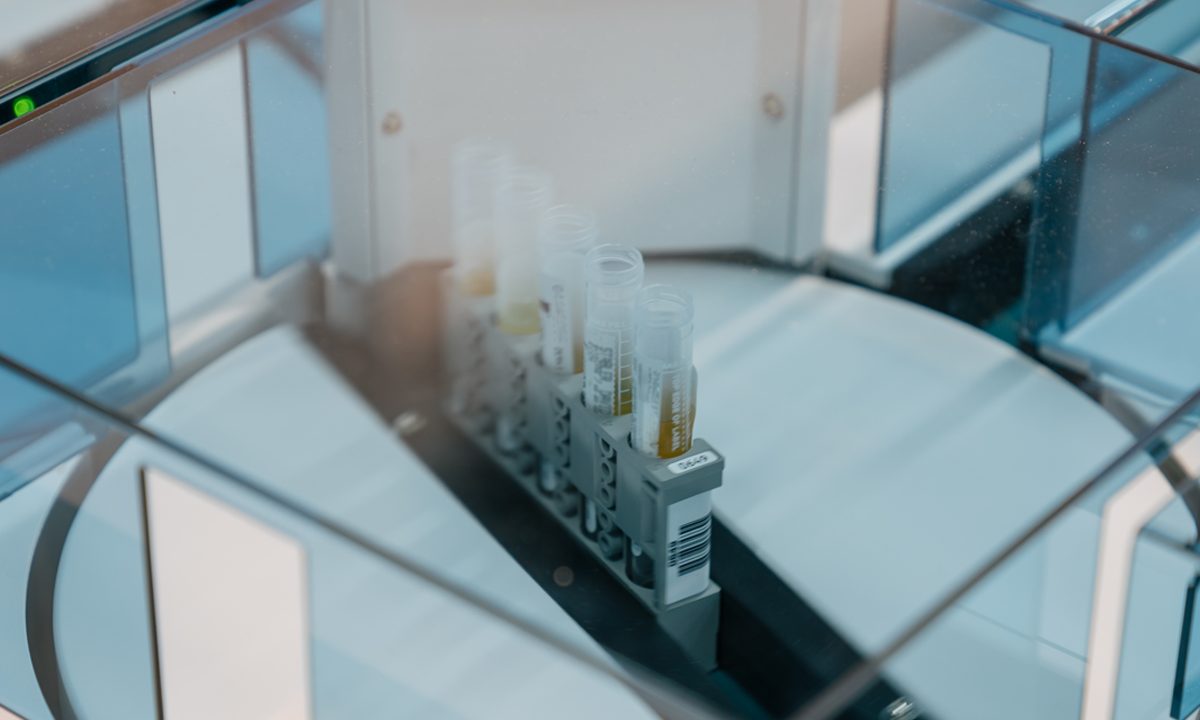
[665,492,712,605]
[584,333,617,414]
[539,273,574,374]
[584,326,632,415]
[632,358,693,458]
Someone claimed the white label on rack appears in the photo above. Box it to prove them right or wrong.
[539,272,573,373]
[667,451,718,475]
[664,491,712,605]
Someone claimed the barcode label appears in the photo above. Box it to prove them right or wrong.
[665,492,712,604]
[583,334,617,414]
[672,515,711,574]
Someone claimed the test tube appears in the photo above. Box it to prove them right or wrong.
[451,138,514,296]
[539,205,598,374]
[631,284,696,459]
[582,244,644,415]
[495,166,554,335]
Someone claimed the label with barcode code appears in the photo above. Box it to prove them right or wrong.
[665,491,712,604]
[583,332,618,414]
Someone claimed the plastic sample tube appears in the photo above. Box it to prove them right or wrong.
[495,166,554,334]
[451,138,514,296]
[582,244,644,415]
[539,205,598,374]
[631,284,696,459]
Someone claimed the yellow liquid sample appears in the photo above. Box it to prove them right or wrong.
[617,373,633,416]
[499,300,540,335]
[460,267,495,296]
[655,383,695,458]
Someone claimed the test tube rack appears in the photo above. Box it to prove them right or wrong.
[443,274,723,671]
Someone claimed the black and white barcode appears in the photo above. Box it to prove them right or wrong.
[585,341,616,412]
[668,514,711,576]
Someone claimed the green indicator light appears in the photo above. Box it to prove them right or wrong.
[13,96,34,117]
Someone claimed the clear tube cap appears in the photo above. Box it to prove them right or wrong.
[497,166,554,215]
[585,244,644,289]
[541,205,599,254]
[635,284,695,330]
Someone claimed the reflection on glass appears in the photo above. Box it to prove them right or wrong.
[0,0,181,93]
[1028,33,1200,407]
[0,82,139,486]
[816,391,1200,720]
[0,356,674,720]
[877,0,1050,251]
[245,1,332,278]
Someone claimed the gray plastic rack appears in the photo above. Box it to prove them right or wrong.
[443,273,723,670]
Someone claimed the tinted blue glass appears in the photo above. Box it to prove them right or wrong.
[1118,0,1200,62]
[1021,37,1200,402]
[0,83,137,469]
[1067,46,1200,325]
[1017,0,1119,23]
[1020,0,1200,62]
[877,0,1052,251]
[246,0,332,278]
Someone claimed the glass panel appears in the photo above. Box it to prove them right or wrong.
[1117,1,1200,62]
[5,0,1200,717]
[244,1,332,278]
[0,83,135,391]
[1018,0,1200,62]
[877,0,1051,252]
[799,390,1200,720]
[1018,0,1128,24]
[0,78,168,495]
[1068,48,1200,325]
[0,0,183,95]
[1027,31,1200,407]
[0,357,711,720]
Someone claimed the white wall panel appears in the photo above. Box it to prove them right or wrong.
[364,0,792,275]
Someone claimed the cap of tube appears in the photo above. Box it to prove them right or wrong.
[451,138,513,296]
[633,284,694,363]
[495,166,554,334]
[585,243,644,297]
[541,205,598,256]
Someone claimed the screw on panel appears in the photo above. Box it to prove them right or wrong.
[762,92,785,120]
[382,111,403,135]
